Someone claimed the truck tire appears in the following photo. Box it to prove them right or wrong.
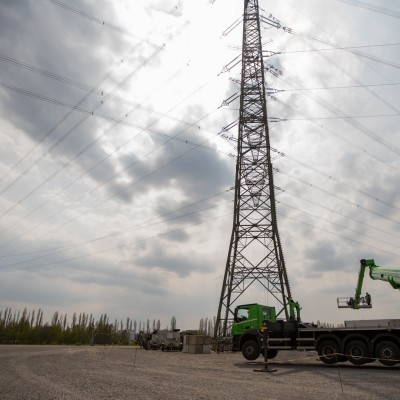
[345,340,369,365]
[242,340,260,361]
[317,340,339,364]
[375,341,400,366]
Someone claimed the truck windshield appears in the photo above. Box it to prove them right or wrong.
[236,308,249,322]
[262,308,270,318]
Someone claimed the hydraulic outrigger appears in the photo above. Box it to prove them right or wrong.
[337,259,400,309]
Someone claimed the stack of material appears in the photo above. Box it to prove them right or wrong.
[182,335,211,354]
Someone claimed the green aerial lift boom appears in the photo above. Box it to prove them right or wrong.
[337,259,400,309]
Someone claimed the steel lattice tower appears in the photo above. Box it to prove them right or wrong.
[215,0,291,339]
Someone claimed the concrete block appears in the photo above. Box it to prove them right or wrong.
[203,345,211,354]
[188,344,203,354]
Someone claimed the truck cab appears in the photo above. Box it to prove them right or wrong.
[231,303,277,360]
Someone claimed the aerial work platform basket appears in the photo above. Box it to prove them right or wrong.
[337,297,372,309]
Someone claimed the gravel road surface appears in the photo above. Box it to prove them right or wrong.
[0,345,398,399]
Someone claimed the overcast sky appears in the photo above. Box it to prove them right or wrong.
[0,0,399,330]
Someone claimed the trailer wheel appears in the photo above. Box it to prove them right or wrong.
[345,340,369,365]
[242,340,260,361]
[375,341,400,366]
[317,340,339,364]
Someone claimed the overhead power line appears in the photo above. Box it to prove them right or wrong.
[336,0,400,19]
[287,30,400,72]
[281,113,399,121]
[277,75,400,157]
[0,44,163,190]
[2,190,230,258]
[280,200,400,252]
[0,208,233,273]
[282,42,400,54]
[43,0,163,49]
[277,209,400,259]
[283,82,400,91]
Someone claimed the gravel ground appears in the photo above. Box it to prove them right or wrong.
[0,345,399,400]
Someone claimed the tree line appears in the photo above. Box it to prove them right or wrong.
[0,307,215,345]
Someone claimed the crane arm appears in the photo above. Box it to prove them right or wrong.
[353,259,369,308]
[369,265,400,289]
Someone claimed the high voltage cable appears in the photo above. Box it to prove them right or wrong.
[281,114,399,121]
[2,191,230,258]
[287,32,400,115]
[281,42,400,54]
[281,152,400,214]
[43,0,163,49]
[275,88,400,204]
[271,23,400,72]
[283,189,400,242]
[279,3,400,116]
[0,105,219,244]
[0,209,233,274]
[2,2,396,268]
[0,47,165,213]
[220,101,400,220]
[0,52,217,139]
[281,37,400,71]
[0,28,233,243]
[4,165,400,267]
[0,197,232,269]
[266,6,399,255]
[15,116,225,239]
[277,209,400,259]
[221,31,400,228]
[3,134,400,266]
[271,10,400,168]
[2,180,400,270]
[0,91,225,250]
[0,1,218,247]
[0,18,211,228]
[280,171,400,230]
[3,193,400,273]
[275,74,400,156]
[0,44,141,185]
[280,200,400,251]
[0,80,234,253]
[0,44,235,236]
[0,75,224,199]
[336,0,400,19]
[0,44,163,194]
[0,0,167,197]
[275,100,400,175]
[283,82,400,91]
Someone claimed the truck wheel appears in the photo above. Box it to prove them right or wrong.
[345,340,369,365]
[317,340,339,364]
[375,341,400,366]
[242,340,260,361]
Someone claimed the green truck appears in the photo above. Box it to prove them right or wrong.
[231,260,400,366]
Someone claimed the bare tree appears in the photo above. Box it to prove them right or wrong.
[170,316,177,330]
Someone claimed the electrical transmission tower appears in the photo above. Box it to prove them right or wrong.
[215,0,291,339]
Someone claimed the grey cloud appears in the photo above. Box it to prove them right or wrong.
[135,241,212,277]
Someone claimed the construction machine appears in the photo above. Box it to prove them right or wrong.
[137,329,182,351]
[337,259,400,309]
